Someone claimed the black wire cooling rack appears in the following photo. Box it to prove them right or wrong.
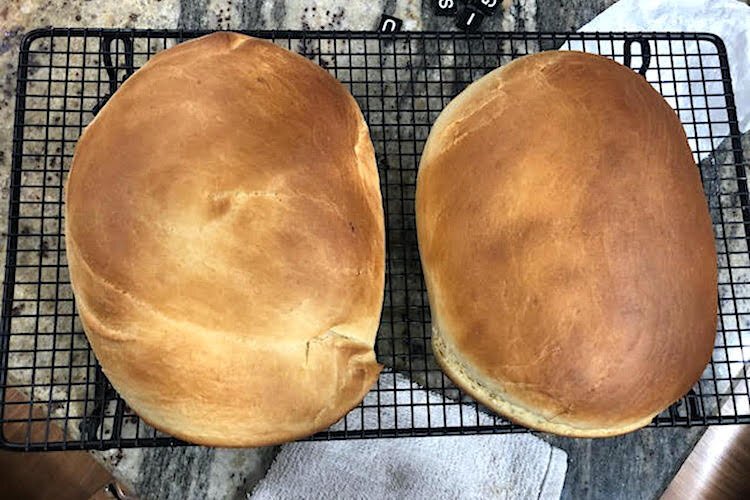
[1,29,748,451]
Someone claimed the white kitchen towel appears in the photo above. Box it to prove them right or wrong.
[251,373,567,500]
[563,0,750,160]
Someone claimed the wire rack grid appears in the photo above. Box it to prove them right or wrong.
[1,29,748,451]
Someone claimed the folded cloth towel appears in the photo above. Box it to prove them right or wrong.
[251,373,567,499]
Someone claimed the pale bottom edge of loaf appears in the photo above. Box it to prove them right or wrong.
[431,325,656,438]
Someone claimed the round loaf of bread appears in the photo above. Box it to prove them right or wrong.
[416,51,717,437]
[65,32,384,446]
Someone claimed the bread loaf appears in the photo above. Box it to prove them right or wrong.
[65,32,384,446]
[416,51,717,437]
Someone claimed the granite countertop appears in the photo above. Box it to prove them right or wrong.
[0,1,728,499]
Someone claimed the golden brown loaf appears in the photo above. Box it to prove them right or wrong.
[417,51,717,437]
[65,32,384,446]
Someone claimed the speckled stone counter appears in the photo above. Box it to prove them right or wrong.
[0,1,725,499]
